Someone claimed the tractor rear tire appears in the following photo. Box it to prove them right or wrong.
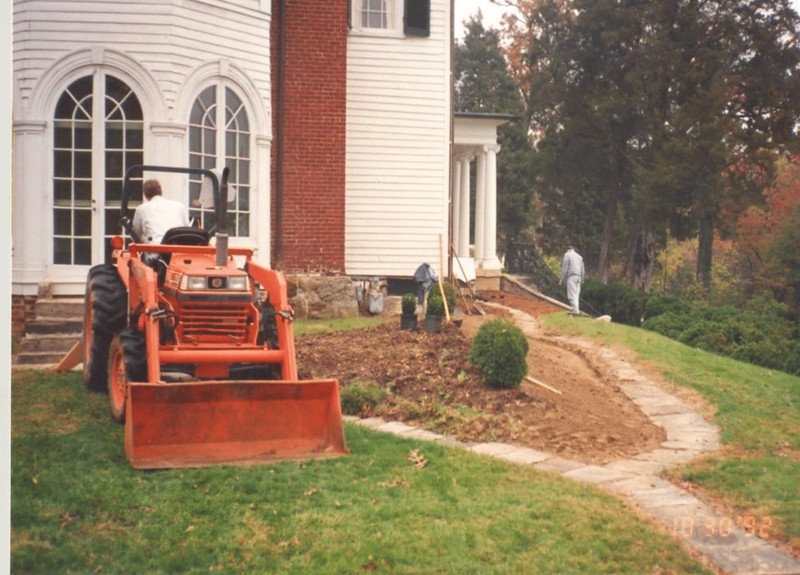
[108,329,147,424]
[83,264,127,392]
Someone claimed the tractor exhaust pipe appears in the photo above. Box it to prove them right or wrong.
[215,167,230,268]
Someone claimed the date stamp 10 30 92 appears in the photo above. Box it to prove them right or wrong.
[671,515,773,540]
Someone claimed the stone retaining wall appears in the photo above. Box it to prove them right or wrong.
[286,274,360,319]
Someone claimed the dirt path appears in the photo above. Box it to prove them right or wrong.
[297,290,665,464]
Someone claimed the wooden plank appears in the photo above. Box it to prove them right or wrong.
[53,340,83,373]
[525,375,562,396]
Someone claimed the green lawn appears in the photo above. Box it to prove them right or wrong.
[11,370,711,574]
[544,312,800,550]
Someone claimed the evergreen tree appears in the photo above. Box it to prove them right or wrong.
[523,0,800,288]
[455,14,538,255]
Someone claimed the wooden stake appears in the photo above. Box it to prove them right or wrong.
[53,340,83,373]
[450,242,480,314]
[525,375,562,395]
[438,234,450,321]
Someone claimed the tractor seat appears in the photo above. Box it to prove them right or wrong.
[161,226,210,247]
[158,227,210,268]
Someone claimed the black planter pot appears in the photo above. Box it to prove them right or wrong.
[423,314,443,333]
[400,313,418,330]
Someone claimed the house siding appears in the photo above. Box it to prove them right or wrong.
[13,0,271,120]
[345,1,452,278]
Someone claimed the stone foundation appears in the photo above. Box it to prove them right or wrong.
[285,274,360,319]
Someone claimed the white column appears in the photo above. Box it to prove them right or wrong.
[451,157,461,255]
[12,121,49,295]
[481,144,502,272]
[474,149,486,265]
[458,156,471,259]
[254,134,272,264]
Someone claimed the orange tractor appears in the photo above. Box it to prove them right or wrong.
[66,165,347,469]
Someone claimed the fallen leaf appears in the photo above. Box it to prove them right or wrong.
[277,537,299,548]
[60,511,75,529]
[378,476,407,488]
[305,486,318,497]
[407,449,427,469]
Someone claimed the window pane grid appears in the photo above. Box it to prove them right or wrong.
[361,0,390,28]
[188,86,251,237]
[52,74,143,265]
[104,77,143,260]
[189,90,220,229]
[52,77,94,265]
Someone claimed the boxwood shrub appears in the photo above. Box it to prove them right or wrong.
[469,318,529,389]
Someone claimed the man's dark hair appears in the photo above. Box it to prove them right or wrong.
[143,179,162,200]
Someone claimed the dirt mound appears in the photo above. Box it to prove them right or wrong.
[296,291,665,464]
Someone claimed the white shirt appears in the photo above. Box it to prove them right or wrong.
[132,194,191,244]
[561,248,585,282]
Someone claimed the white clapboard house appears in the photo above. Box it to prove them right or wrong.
[12,0,506,331]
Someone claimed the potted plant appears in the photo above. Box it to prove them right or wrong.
[424,292,445,333]
[400,293,418,330]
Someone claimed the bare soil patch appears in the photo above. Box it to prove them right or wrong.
[296,291,665,464]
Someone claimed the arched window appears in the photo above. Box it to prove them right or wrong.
[188,85,251,237]
[53,74,143,265]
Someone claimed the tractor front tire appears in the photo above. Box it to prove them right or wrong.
[83,264,127,392]
[108,329,147,424]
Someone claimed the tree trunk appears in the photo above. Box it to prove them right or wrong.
[697,213,714,289]
[597,153,626,283]
[597,197,617,284]
[630,225,655,293]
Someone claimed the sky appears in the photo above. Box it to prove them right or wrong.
[455,0,509,38]
[454,0,800,39]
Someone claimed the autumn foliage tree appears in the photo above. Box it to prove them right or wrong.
[736,160,800,313]
[492,0,800,291]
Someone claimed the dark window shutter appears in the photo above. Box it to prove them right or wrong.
[404,0,430,37]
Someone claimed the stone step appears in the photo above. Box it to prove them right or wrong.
[17,333,80,354]
[24,319,83,335]
[15,298,85,367]
[34,298,84,321]
[15,349,76,366]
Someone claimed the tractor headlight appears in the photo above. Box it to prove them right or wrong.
[181,276,208,290]
[228,276,249,291]
[179,275,249,291]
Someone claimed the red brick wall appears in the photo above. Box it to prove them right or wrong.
[11,295,37,342]
[270,0,348,273]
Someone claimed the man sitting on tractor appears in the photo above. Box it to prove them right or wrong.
[132,179,191,244]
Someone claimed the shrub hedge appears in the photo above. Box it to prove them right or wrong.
[580,280,800,376]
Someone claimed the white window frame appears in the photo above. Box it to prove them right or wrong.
[51,72,144,267]
[351,0,403,37]
[188,83,252,238]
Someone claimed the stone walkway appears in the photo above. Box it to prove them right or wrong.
[347,305,800,575]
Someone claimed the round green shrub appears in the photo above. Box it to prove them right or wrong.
[426,291,445,317]
[401,293,417,315]
[469,318,529,389]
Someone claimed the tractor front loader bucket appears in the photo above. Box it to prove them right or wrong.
[125,379,348,469]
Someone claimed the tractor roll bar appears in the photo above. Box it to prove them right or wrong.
[121,165,230,267]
